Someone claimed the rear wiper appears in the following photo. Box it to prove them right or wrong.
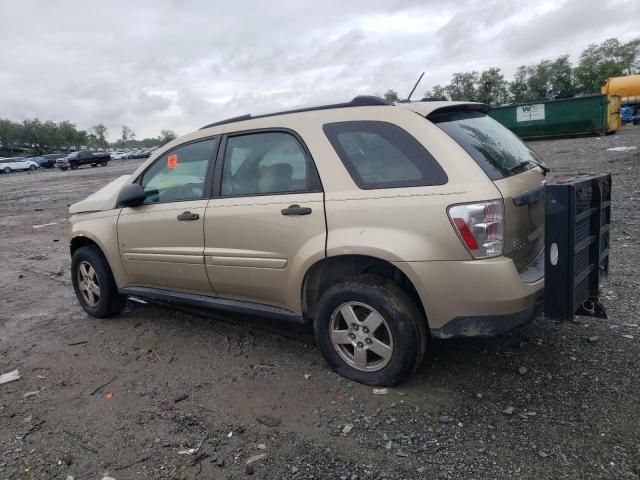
[510,160,550,176]
[531,159,551,176]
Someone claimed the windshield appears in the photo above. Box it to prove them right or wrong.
[429,110,540,180]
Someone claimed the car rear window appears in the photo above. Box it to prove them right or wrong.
[429,110,539,180]
[323,121,447,189]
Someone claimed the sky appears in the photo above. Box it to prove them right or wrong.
[1,0,638,140]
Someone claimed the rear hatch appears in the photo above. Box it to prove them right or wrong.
[428,106,546,271]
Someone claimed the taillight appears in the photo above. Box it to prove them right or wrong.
[448,200,504,259]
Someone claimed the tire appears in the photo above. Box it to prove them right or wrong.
[70,162,79,170]
[29,164,37,171]
[71,245,126,318]
[314,275,426,386]
[91,163,97,167]
[60,166,68,171]
[101,160,108,166]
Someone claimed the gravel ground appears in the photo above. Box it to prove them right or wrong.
[0,127,639,480]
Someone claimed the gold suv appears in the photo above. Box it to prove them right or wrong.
[69,96,546,386]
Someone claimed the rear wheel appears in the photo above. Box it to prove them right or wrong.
[71,245,126,318]
[2,167,10,174]
[70,162,79,170]
[314,275,426,386]
[101,159,108,166]
[29,164,37,171]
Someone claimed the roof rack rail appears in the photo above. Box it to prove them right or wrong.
[200,114,252,129]
[200,95,389,130]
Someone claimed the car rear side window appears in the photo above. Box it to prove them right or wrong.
[323,121,447,189]
[429,110,539,180]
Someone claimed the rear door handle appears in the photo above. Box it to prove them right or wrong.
[177,211,199,221]
[281,204,312,216]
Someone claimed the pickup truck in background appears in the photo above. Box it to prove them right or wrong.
[57,151,111,170]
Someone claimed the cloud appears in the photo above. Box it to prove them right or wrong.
[0,0,635,139]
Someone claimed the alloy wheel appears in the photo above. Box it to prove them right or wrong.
[329,301,394,372]
[77,260,100,307]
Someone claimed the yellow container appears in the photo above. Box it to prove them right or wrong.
[607,94,621,132]
[602,74,640,102]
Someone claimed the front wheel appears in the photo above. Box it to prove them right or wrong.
[71,245,126,318]
[314,275,426,386]
[2,167,10,174]
[101,160,108,166]
[70,162,79,170]
[29,164,37,171]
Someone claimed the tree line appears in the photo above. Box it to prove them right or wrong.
[384,37,640,105]
[3,36,637,156]
[0,119,177,156]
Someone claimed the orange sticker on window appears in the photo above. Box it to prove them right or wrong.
[167,153,178,169]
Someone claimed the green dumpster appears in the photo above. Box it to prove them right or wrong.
[488,94,618,140]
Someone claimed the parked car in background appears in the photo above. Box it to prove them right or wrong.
[128,148,157,159]
[56,153,73,168]
[41,153,67,168]
[111,151,128,160]
[0,157,38,173]
[58,150,111,170]
[140,147,158,158]
[29,156,45,167]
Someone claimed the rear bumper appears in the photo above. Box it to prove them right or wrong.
[430,300,543,339]
[394,255,544,337]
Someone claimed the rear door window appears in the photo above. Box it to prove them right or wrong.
[323,121,447,189]
[429,110,540,180]
[220,131,321,196]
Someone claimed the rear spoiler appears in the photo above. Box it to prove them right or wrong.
[426,103,490,119]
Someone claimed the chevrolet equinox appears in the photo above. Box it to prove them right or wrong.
[69,96,546,386]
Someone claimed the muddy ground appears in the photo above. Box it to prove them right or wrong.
[1,127,639,480]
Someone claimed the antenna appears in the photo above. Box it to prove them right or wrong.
[406,72,425,102]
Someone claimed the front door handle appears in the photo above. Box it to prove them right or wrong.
[177,211,200,221]
[281,204,312,216]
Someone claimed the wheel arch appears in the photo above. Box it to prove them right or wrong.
[69,222,128,288]
[302,254,427,327]
[70,235,103,256]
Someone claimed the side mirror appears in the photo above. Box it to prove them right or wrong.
[117,183,146,208]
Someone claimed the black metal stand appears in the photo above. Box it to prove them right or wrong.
[544,173,611,322]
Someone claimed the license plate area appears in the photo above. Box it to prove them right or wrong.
[544,173,611,321]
